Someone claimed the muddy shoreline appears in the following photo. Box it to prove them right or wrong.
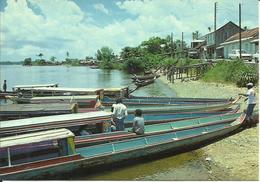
[158,75,259,180]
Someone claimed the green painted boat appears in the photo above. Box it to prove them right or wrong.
[0,112,246,180]
[74,111,243,147]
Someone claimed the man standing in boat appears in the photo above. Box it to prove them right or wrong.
[2,80,7,92]
[239,82,257,127]
[112,97,128,131]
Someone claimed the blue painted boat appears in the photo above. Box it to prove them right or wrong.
[124,104,240,127]
[0,112,246,180]
[123,98,239,114]
[102,96,236,106]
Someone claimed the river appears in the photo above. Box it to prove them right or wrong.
[0,65,216,180]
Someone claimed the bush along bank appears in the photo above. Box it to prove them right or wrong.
[201,60,258,87]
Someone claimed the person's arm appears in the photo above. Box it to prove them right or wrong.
[125,109,128,117]
[238,93,248,97]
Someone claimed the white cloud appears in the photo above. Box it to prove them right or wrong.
[0,0,258,62]
[93,3,109,15]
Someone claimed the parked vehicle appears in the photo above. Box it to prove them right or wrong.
[188,49,199,59]
[228,49,252,61]
[253,51,259,63]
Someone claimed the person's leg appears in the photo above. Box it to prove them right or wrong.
[246,104,255,127]
[117,118,125,131]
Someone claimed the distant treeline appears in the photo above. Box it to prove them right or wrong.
[0,61,23,65]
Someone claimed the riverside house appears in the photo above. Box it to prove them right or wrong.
[197,21,243,59]
[218,27,259,59]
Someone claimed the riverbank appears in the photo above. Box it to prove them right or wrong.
[158,75,259,180]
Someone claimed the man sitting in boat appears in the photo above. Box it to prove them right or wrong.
[130,109,145,135]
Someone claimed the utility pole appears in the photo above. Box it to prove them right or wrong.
[214,2,217,60]
[171,32,174,58]
[181,32,184,57]
[239,3,242,59]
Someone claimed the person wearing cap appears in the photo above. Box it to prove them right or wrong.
[112,97,128,131]
[239,83,256,127]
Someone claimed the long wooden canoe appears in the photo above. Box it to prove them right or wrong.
[124,104,239,127]
[0,112,246,180]
[12,83,58,91]
[132,74,160,80]
[74,111,243,147]
[16,87,104,97]
[129,95,234,102]
[0,111,112,137]
[135,77,156,87]
[103,96,235,106]
[123,97,239,114]
[0,103,78,121]
[8,95,98,108]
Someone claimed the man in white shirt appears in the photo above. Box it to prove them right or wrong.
[112,98,128,131]
[239,82,257,127]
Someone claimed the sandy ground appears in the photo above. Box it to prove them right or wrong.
[159,75,259,181]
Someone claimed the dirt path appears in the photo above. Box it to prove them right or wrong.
[158,75,259,180]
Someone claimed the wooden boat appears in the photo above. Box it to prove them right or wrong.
[0,112,246,180]
[15,87,104,97]
[0,103,78,121]
[124,104,239,127]
[102,96,234,106]
[132,74,160,80]
[128,95,234,103]
[75,111,244,147]
[0,111,112,137]
[124,98,239,114]
[135,77,156,87]
[103,87,130,98]
[12,83,58,92]
[8,95,98,108]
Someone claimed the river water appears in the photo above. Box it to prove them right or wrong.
[0,65,220,180]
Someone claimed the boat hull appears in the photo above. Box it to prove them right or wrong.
[1,115,244,180]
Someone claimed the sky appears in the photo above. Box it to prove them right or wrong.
[0,0,258,62]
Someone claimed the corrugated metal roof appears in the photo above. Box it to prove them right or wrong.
[225,27,259,42]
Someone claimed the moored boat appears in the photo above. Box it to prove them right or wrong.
[12,83,59,92]
[0,112,246,180]
[75,111,244,147]
[102,96,235,106]
[135,77,156,87]
[124,97,239,114]
[0,111,112,137]
[8,95,98,108]
[131,74,160,80]
[0,103,78,121]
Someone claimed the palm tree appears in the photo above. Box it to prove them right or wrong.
[37,53,43,60]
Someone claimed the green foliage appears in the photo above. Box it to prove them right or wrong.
[50,56,56,62]
[23,58,32,66]
[33,59,46,65]
[123,57,145,73]
[202,60,258,87]
[96,46,115,69]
